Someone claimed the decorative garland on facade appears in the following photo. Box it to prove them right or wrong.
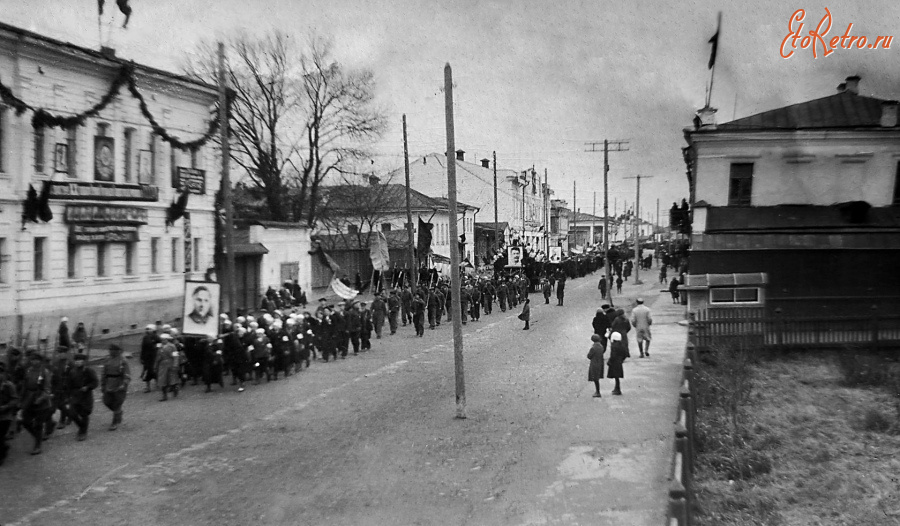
[0,61,227,151]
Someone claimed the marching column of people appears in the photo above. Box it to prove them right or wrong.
[1,264,597,465]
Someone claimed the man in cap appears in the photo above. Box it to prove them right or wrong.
[64,352,98,441]
[140,324,159,393]
[630,298,653,358]
[371,293,388,339]
[346,302,362,355]
[155,334,179,400]
[387,290,401,335]
[359,302,373,351]
[0,361,19,464]
[101,344,131,431]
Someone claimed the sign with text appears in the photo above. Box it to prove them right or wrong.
[176,167,206,195]
[49,181,159,202]
[69,224,140,244]
[64,205,148,225]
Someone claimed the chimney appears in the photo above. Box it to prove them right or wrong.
[836,82,847,93]
[480,158,490,169]
[455,149,465,161]
[100,46,116,59]
[844,75,860,94]
[881,100,899,127]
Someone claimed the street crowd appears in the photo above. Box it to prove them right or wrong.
[0,268,577,466]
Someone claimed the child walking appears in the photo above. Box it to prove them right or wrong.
[587,334,605,397]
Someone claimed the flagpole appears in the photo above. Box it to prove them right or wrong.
[707,12,722,108]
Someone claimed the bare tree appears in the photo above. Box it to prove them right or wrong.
[315,173,402,250]
[182,32,385,224]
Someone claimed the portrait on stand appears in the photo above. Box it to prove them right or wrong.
[182,281,220,338]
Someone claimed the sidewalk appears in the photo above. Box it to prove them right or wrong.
[517,273,688,525]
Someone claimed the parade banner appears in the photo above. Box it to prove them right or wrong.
[182,281,220,338]
[507,246,523,267]
[64,205,148,224]
[369,231,390,271]
[69,224,139,244]
[330,277,359,300]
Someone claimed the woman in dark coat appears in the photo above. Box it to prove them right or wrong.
[607,331,627,395]
[610,309,631,358]
[587,334,605,397]
[518,298,531,330]
[592,307,611,348]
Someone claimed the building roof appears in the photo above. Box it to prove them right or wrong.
[312,231,412,251]
[475,222,510,231]
[324,184,476,214]
[704,205,900,232]
[0,21,216,93]
[718,90,891,131]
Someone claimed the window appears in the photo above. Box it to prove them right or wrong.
[34,237,46,281]
[193,237,201,272]
[728,163,753,206]
[893,162,900,206]
[66,126,78,178]
[148,133,157,184]
[171,238,179,273]
[67,242,80,279]
[348,224,359,234]
[150,237,160,274]
[97,243,107,277]
[170,146,179,188]
[124,128,134,182]
[381,223,391,232]
[125,242,135,275]
[190,148,199,169]
[0,238,7,283]
[34,126,45,173]
[709,287,760,304]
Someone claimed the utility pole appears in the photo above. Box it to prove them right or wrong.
[624,174,652,285]
[493,151,499,255]
[444,64,465,420]
[571,180,576,251]
[402,115,416,288]
[544,168,549,257]
[218,42,236,317]
[592,191,596,248]
[585,139,629,307]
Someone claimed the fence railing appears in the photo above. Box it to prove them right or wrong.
[667,336,697,526]
[691,308,900,351]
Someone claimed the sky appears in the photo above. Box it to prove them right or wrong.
[4,0,900,223]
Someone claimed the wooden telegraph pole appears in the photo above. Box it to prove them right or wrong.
[402,115,416,288]
[218,43,236,317]
[493,151,499,254]
[585,139,629,306]
[444,64,465,419]
[624,174,652,284]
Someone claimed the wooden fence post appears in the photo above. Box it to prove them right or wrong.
[774,308,784,350]
[681,381,695,472]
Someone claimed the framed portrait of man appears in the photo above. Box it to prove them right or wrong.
[507,246,523,267]
[94,136,115,182]
[549,246,563,264]
[182,281,220,338]
[54,143,69,173]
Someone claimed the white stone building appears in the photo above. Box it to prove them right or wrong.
[0,23,220,344]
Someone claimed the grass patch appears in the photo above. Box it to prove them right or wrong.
[692,348,900,525]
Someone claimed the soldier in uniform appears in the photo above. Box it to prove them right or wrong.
[400,285,414,326]
[497,279,508,312]
[64,352,98,441]
[371,293,388,338]
[101,344,130,431]
[387,290,401,335]
[412,292,426,337]
[21,351,52,455]
[0,362,19,464]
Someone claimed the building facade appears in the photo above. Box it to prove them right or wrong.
[0,23,220,343]
[683,76,900,316]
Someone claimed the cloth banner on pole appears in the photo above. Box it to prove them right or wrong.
[369,231,390,271]
[330,277,359,300]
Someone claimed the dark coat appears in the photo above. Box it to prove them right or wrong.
[65,364,99,412]
[587,342,605,381]
[607,339,627,379]
[517,302,531,322]
[592,313,611,338]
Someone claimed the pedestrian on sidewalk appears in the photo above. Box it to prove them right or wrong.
[668,276,680,304]
[598,275,607,299]
[101,344,130,431]
[518,298,531,330]
[611,308,631,358]
[615,275,623,294]
[587,334,604,397]
[592,306,612,349]
[608,331,627,395]
[630,298,653,358]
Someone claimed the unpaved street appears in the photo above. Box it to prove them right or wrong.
[1,275,677,526]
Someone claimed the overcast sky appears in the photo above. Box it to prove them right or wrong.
[4,0,900,221]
